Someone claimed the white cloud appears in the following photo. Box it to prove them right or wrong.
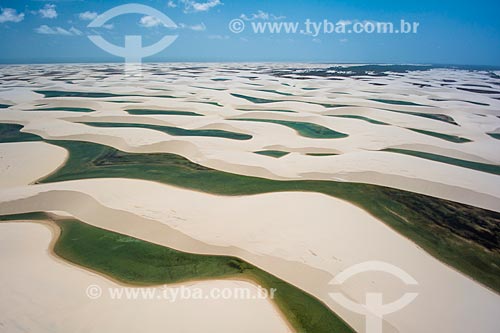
[78,11,98,21]
[181,0,222,13]
[139,15,165,28]
[179,22,206,31]
[240,10,285,21]
[0,8,25,23]
[39,4,57,19]
[35,25,82,36]
[167,0,177,8]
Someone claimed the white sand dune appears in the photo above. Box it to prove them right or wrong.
[0,178,498,333]
[0,222,292,333]
[1,64,499,333]
[0,142,67,187]
[0,111,499,210]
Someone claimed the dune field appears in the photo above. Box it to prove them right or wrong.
[0,63,499,333]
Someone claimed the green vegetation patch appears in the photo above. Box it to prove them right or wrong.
[0,123,42,143]
[230,93,343,109]
[231,93,277,104]
[36,139,500,292]
[328,115,388,125]
[232,118,348,139]
[0,213,353,333]
[487,133,500,140]
[34,90,177,99]
[35,90,124,98]
[238,108,297,113]
[407,128,472,143]
[28,107,95,112]
[80,122,252,141]
[126,109,203,116]
[306,153,338,156]
[258,89,294,96]
[3,123,499,293]
[385,109,458,125]
[254,150,290,158]
[383,148,500,175]
[370,98,427,106]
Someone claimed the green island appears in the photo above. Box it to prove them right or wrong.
[407,128,472,143]
[231,118,348,139]
[79,122,252,141]
[2,123,500,292]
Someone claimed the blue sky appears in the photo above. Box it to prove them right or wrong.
[0,0,499,65]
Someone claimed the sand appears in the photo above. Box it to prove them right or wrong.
[0,71,499,210]
[0,141,67,187]
[0,221,292,333]
[1,64,499,333]
[0,178,499,333]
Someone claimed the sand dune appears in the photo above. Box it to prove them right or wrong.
[0,142,67,187]
[0,222,292,333]
[1,64,499,333]
[0,111,499,210]
[0,178,498,333]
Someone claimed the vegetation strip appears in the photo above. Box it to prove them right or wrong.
[327,115,388,125]
[35,90,177,99]
[407,128,472,143]
[383,148,500,175]
[79,122,252,141]
[125,109,203,116]
[0,212,354,333]
[254,150,290,158]
[232,118,348,139]
[27,107,95,112]
[370,98,428,106]
[2,123,499,293]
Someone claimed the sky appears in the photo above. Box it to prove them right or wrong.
[0,0,499,65]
